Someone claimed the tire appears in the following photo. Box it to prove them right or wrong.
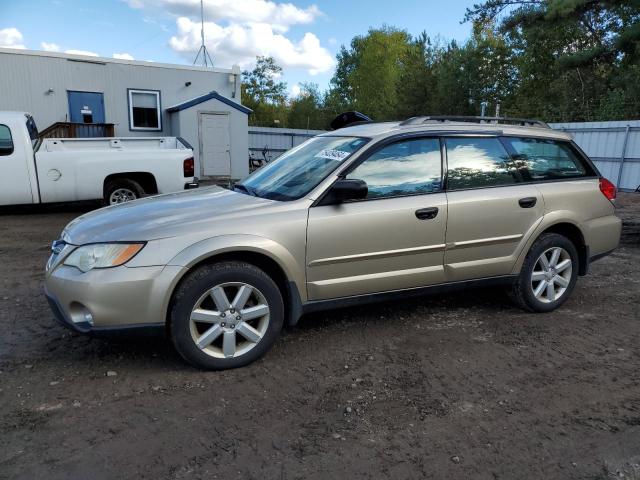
[510,233,579,312]
[104,179,144,205]
[169,261,284,370]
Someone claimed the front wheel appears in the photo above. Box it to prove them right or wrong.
[510,233,579,312]
[170,262,284,370]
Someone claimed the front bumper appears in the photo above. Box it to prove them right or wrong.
[44,261,187,334]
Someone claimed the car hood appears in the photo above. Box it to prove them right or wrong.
[62,187,277,244]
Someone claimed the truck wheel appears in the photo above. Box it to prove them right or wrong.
[104,179,144,205]
[510,233,579,312]
[170,261,284,370]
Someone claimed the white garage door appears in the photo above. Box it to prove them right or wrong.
[199,113,231,177]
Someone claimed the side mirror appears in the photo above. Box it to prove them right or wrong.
[320,179,368,205]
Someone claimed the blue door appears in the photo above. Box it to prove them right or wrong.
[67,91,105,124]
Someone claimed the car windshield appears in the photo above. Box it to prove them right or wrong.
[238,136,369,201]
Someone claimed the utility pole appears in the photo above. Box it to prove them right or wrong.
[193,0,214,67]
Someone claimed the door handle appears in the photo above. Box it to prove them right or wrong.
[518,197,537,208]
[415,207,439,220]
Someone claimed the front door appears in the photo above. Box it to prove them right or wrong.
[200,112,231,177]
[67,91,105,125]
[443,136,545,281]
[306,137,447,300]
[0,123,34,205]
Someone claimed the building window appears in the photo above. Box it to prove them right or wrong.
[128,89,161,131]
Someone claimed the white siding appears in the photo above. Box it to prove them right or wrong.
[0,48,241,138]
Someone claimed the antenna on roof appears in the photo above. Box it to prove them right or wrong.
[193,0,214,67]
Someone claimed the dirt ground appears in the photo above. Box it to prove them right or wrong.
[1,194,639,480]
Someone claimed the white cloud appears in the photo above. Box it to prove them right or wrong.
[169,17,334,75]
[291,84,301,97]
[41,42,60,52]
[113,52,135,60]
[127,0,321,31]
[125,0,333,75]
[0,27,26,49]
[65,49,99,57]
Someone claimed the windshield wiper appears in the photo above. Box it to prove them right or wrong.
[233,183,256,197]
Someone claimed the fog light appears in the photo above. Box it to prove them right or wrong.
[69,302,94,326]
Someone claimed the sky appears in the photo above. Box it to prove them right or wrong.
[0,0,476,97]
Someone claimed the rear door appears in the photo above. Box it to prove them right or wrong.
[443,136,545,281]
[306,137,447,300]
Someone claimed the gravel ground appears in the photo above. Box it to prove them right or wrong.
[1,194,639,480]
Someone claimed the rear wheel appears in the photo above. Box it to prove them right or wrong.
[104,179,144,205]
[170,262,284,370]
[511,233,579,312]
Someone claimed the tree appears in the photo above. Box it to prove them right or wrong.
[464,0,640,120]
[287,83,330,130]
[329,26,413,121]
[241,56,288,127]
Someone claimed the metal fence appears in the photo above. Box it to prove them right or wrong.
[248,126,325,169]
[551,120,640,192]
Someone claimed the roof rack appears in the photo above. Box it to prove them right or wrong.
[399,116,550,129]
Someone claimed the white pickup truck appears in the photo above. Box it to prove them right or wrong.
[0,112,199,206]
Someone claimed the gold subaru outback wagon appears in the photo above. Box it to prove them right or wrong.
[45,116,622,370]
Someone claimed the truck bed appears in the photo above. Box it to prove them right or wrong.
[38,137,191,152]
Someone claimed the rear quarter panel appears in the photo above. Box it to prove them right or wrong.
[511,178,621,273]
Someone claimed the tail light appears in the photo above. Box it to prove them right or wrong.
[183,157,194,177]
[599,177,616,201]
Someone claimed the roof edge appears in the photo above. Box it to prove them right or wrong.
[0,47,240,74]
[167,91,252,115]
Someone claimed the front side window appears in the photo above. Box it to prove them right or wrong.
[446,137,519,190]
[502,137,591,181]
[347,138,442,199]
[0,125,14,156]
[128,89,161,130]
[239,136,368,201]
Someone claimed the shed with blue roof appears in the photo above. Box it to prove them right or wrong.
[168,90,251,180]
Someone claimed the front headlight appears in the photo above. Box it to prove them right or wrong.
[64,243,145,272]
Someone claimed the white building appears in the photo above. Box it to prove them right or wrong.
[0,47,250,180]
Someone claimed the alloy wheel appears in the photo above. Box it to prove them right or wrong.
[530,247,572,303]
[189,282,270,359]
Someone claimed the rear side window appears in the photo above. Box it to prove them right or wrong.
[445,137,519,190]
[0,125,14,156]
[347,137,442,199]
[502,137,591,181]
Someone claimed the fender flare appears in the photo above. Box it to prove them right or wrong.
[161,234,306,325]
[510,212,586,275]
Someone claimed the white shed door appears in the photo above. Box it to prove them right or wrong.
[200,113,231,177]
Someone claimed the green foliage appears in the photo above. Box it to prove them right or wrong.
[241,56,288,127]
[287,83,332,130]
[242,1,639,128]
